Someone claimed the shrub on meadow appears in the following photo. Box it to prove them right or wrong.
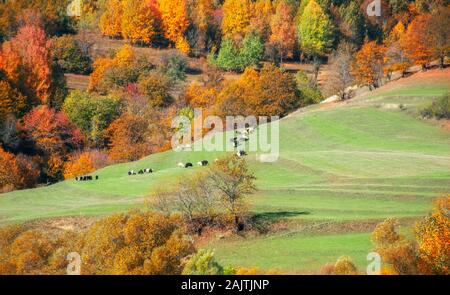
[420,94,450,120]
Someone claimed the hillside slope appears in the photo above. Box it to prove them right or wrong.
[1,69,449,223]
[1,69,449,272]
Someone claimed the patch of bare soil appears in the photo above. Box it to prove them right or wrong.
[439,119,450,132]
[65,73,90,91]
[373,67,450,94]
[26,216,99,234]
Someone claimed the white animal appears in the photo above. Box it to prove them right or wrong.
[239,135,249,141]
[178,162,185,168]
[197,160,209,167]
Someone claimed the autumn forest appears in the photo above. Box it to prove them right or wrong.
[0,0,449,276]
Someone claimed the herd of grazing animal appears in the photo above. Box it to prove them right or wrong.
[76,175,99,182]
[231,127,255,148]
[128,168,153,176]
[76,127,255,182]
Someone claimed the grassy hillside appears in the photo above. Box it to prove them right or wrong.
[1,69,449,272]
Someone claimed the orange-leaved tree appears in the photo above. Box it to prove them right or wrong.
[0,78,27,120]
[269,0,296,64]
[426,6,450,68]
[401,13,433,69]
[121,0,161,44]
[415,196,450,275]
[0,147,21,193]
[78,212,195,274]
[215,63,300,118]
[0,25,54,105]
[99,0,123,38]
[63,152,96,179]
[20,105,84,181]
[89,44,136,92]
[187,0,216,52]
[106,112,152,163]
[158,0,190,53]
[352,40,386,89]
[372,218,418,275]
[249,0,274,41]
[384,21,409,77]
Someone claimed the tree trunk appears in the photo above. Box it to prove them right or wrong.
[312,55,321,87]
[234,215,240,233]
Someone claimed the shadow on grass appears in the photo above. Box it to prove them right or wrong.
[253,211,310,222]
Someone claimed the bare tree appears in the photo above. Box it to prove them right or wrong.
[148,156,256,233]
[427,6,450,68]
[325,42,355,100]
[207,155,256,233]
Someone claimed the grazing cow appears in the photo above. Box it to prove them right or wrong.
[75,177,79,181]
[144,168,153,173]
[197,160,209,167]
[178,162,185,168]
[185,163,193,168]
[239,135,249,142]
[237,150,247,157]
[128,170,136,176]
[138,170,144,175]
[95,176,99,180]
[88,176,93,181]
[232,139,240,148]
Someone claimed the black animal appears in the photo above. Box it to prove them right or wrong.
[95,175,99,180]
[185,163,193,168]
[138,170,144,175]
[197,160,209,167]
[79,175,94,181]
[237,150,247,157]
[75,177,79,181]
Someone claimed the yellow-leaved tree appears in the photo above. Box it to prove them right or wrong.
[384,21,409,77]
[99,0,123,38]
[221,0,253,41]
[121,0,161,44]
[89,44,135,91]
